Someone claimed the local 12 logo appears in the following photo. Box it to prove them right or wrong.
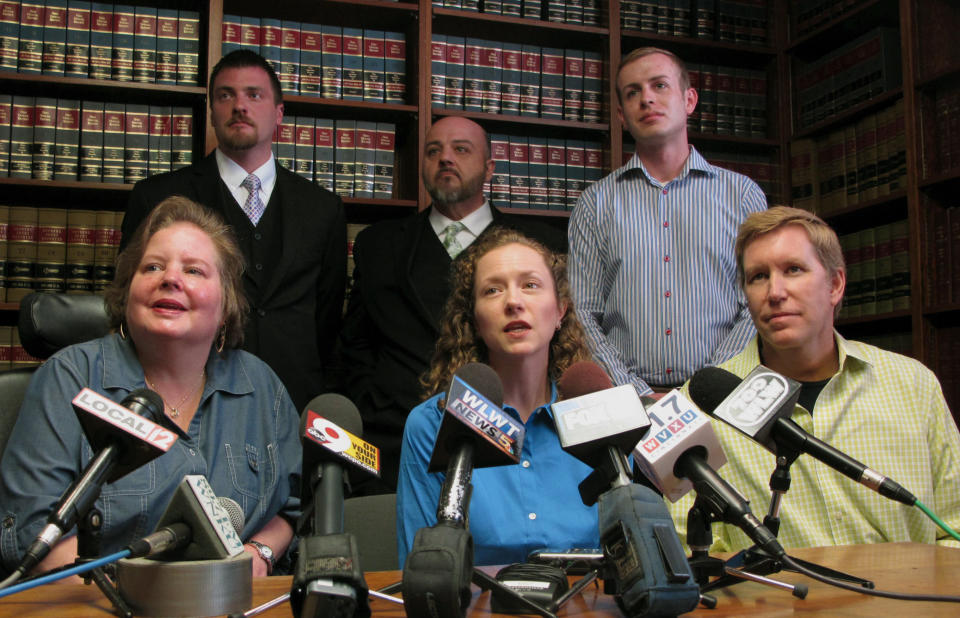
[640,392,698,454]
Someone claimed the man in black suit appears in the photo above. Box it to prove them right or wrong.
[340,116,565,493]
[121,50,346,411]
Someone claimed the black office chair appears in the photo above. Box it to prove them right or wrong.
[344,493,399,572]
[0,293,111,459]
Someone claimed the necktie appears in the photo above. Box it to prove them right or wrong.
[240,173,265,225]
[441,222,467,258]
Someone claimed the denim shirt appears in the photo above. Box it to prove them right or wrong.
[0,334,301,573]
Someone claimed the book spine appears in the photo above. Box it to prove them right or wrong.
[547,0,564,23]
[565,0,583,25]
[221,14,242,55]
[88,2,111,79]
[715,65,734,135]
[733,68,749,137]
[564,139,585,209]
[123,103,148,184]
[528,137,548,209]
[484,0,502,15]
[314,118,334,191]
[522,0,540,19]
[520,45,540,117]
[259,18,281,76]
[563,48,584,122]
[858,226,877,316]
[54,98,80,181]
[0,204,7,301]
[101,102,124,182]
[0,1,19,72]
[502,0,521,16]
[18,0,44,74]
[699,65,716,133]
[36,207,67,293]
[874,222,894,314]
[891,218,910,311]
[154,8,177,85]
[334,119,356,197]
[65,1,90,78]
[639,0,657,32]
[546,138,565,210]
[42,0,67,76]
[354,121,376,198]
[540,47,564,119]
[341,28,364,101]
[584,139,602,189]
[6,206,38,303]
[175,10,198,85]
[321,25,342,100]
[673,0,691,37]
[362,29,385,103]
[170,106,192,169]
[490,133,510,204]
[66,209,95,294]
[111,5,135,82]
[500,42,521,116]
[444,35,464,110]
[10,96,35,179]
[383,31,406,104]
[463,38,483,112]
[294,116,315,182]
[132,6,156,83]
[374,122,395,199]
[240,15,260,53]
[32,97,57,180]
[582,0,598,25]
[300,23,323,96]
[80,100,105,182]
[275,118,295,171]
[0,94,10,177]
[280,20,301,95]
[508,136,529,209]
[582,51,601,123]
[147,105,169,176]
[693,0,716,39]
[92,209,116,291]
[481,40,501,115]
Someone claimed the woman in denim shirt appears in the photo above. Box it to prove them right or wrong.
[0,196,300,578]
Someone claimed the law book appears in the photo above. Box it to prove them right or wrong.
[239,15,260,53]
[176,9,199,85]
[444,35,464,110]
[123,103,148,184]
[444,0,463,10]
[334,119,355,197]
[732,68,749,137]
[747,68,766,138]
[875,106,894,198]
[383,31,406,104]
[673,0,692,37]
[101,102,124,182]
[717,0,735,42]
[582,0,598,25]
[582,51,601,123]
[79,100,103,181]
[655,0,670,34]
[170,106,192,169]
[523,0,541,20]
[354,121,376,198]
[481,40,502,115]
[693,0,716,40]
[0,204,7,301]
[221,14,241,55]
[431,35,447,108]
[311,118,334,191]
[92,209,115,291]
[321,25,342,99]
[111,5,135,81]
[341,27,364,101]
[584,139,602,190]
[6,206,38,303]
[275,118,295,172]
[294,116,315,182]
[698,64,717,133]
[638,0,657,32]
[10,96,35,179]
[65,0,90,78]
[890,99,907,192]
[789,138,816,212]
[520,44,540,117]
[563,48,583,122]
[88,2,112,79]
[874,222,894,315]
[374,122,395,199]
[35,207,67,293]
[565,0,583,24]
[528,137,548,209]
[53,98,80,181]
[502,0,521,16]
[280,20,301,95]
[65,208,95,294]
[362,29,385,103]
[147,105,171,177]
[32,97,57,180]
[508,136,530,209]
[258,17,281,77]
[155,8,177,85]
[546,138,566,210]
[11,327,44,368]
[463,38,484,112]
[41,0,67,75]
[484,0,502,15]
[300,23,322,96]
[620,0,640,30]
[858,226,877,316]
[564,139,585,209]
[132,6,156,83]
[500,42,521,116]
[891,218,910,311]
[546,0,564,23]
[0,94,10,177]
[0,0,19,72]
[540,48,564,119]
[490,133,510,204]
[0,326,10,364]
[843,124,858,206]
[715,65,734,135]
[841,231,862,318]
[18,0,44,74]
[856,114,878,202]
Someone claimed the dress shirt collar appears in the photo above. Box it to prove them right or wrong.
[501,381,561,426]
[746,330,875,381]
[428,200,494,240]
[215,148,278,203]
[617,145,715,187]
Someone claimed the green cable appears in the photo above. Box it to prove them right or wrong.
[916,500,960,542]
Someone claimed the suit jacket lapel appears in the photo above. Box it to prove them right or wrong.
[399,209,445,332]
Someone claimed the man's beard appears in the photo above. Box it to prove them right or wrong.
[424,169,486,207]
[217,118,259,151]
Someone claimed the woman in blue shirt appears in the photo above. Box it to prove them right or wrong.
[397,227,599,566]
[0,196,300,578]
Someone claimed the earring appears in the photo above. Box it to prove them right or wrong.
[216,325,226,353]
[119,322,127,340]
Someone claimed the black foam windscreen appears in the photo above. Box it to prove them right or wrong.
[455,362,504,407]
[299,393,364,439]
[688,366,743,416]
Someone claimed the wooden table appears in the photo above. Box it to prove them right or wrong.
[1,543,958,616]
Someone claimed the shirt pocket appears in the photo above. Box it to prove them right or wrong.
[224,442,279,501]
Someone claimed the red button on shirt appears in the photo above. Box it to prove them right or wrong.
[665,328,672,336]
[662,189,668,195]
[664,255,670,262]
[665,291,671,297]
[663,221,669,227]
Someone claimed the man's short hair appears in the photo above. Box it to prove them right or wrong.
[208,50,283,105]
[617,47,691,102]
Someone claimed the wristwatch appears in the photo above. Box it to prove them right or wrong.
[246,540,275,575]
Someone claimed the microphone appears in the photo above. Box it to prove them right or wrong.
[402,363,524,618]
[551,362,700,617]
[18,388,171,575]
[632,387,786,560]
[126,475,245,560]
[291,394,379,618]
[689,366,918,506]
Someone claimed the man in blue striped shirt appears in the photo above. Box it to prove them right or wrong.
[568,47,767,397]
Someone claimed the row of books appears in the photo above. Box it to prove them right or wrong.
[687,63,767,138]
[0,1,201,85]
[791,100,906,216]
[925,203,960,309]
[795,26,901,130]
[222,16,405,104]
[919,81,960,179]
[792,0,872,39]
[0,325,42,368]
[430,38,601,123]
[0,95,193,183]
[927,325,960,418]
[271,118,396,200]
[857,330,911,359]
[622,0,770,47]
[484,135,601,211]
[838,220,910,320]
[0,206,121,303]
[431,0,600,26]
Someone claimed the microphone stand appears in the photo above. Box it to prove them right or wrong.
[75,506,133,618]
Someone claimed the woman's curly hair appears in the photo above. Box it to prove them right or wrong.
[420,226,591,397]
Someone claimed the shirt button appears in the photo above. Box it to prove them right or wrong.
[255,263,263,271]
[189,449,196,456]
[254,233,262,240]
[528,513,537,520]
[665,290,671,298]
[663,221,669,227]
[665,328,671,336]
[522,460,531,468]
[2,516,13,528]
[662,189,667,195]
[666,368,673,375]
[664,255,670,262]
[258,309,266,317]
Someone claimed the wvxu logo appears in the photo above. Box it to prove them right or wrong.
[640,392,699,454]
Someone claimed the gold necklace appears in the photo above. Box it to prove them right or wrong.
[146,368,206,418]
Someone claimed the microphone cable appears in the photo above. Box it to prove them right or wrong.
[0,550,129,599]
[914,500,960,542]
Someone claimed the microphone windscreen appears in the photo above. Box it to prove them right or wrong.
[121,388,165,423]
[557,361,613,400]
[688,366,742,415]
[216,497,245,536]
[454,362,504,407]
[299,393,363,438]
